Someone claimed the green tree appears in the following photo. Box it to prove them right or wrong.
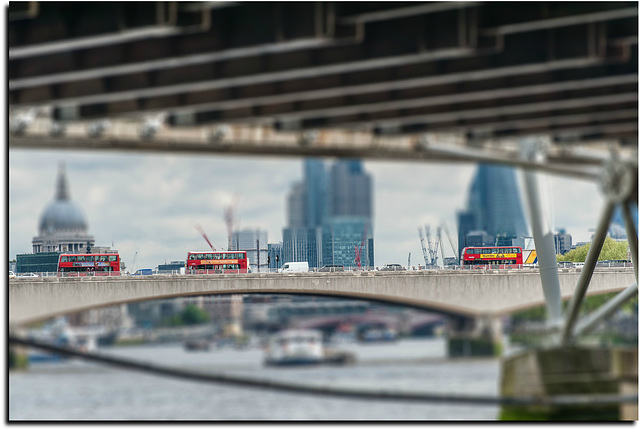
[179,304,210,325]
[557,237,628,262]
[160,304,210,327]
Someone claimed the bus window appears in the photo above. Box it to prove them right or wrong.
[77,255,86,262]
[205,254,213,259]
[99,255,107,262]
[482,249,491,254]
[61,256,68,262]
[109,255,118,262]
[69,256,77,262]
[515,248,521,253]
[86,255,95,262]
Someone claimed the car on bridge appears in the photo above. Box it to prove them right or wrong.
[132,269,153,276]
[9,271,16,279]
[380,264,405,271]
[318,265,344,272]
[17,272,39,278]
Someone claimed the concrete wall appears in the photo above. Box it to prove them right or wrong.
[9,269,635,326]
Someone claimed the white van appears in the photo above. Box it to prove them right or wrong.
[278,262,309,273]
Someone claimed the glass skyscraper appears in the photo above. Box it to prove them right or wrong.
[609,205,639,240]
[231,229,268,273]
[282,158,373,268]
[321,216,373,268]
[458,164,529,253]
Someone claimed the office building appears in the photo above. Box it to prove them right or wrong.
[322,216,373,268]
[286,159,374,268]
[304,159,328,228]
[458,163,529,252]
[283,158,374,268]
[554,229,573,255]
[609,205,639,240]
[157,261,185,274]
[327,160,372,218]
[16,252,60,274]
[465,230,494,248]
[231,229,268,272]
[282,227,321,268]
[267,243,283,270]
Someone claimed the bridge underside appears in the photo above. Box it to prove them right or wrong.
[8,2,638,171]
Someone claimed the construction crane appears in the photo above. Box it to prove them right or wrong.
[418,227,429,267]
[224,194,240,251]
[425,225,441,268]
[195,224,216,252]
[354,224,368,269]
[440,220,459,264]
[130,251,138,274]
[437,226,446,268]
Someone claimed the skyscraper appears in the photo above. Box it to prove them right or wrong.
[282,158,327,268]
[304,159,327,228]
[609,205,639,240]
[282,158,374,268]
[286,181,306,228]
[458,164,529,253]
[231,229,268,273]
[323,159,373,268]
[327,160,372,218]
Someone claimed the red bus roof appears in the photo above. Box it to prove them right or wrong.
[187,251,246,254]
[59,253,119,256]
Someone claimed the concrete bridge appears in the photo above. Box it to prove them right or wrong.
[9,268,634,326]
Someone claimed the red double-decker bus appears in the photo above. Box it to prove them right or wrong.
[461,246,523,268]
[186,251,250,274]
[57,253,121,276]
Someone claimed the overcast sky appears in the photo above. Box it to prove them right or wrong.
[9,148,605,271]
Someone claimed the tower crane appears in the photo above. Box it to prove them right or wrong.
[417,227,429,267]
[354,224,368,269]
[426,225,441,267]
[130,251,138,274]
[440,221,459,264]
[195,224,216,252]
[437,226,446,268]
[224,193,240,250]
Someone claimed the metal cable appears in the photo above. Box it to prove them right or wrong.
[9,336,637,407]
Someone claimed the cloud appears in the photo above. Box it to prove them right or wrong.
[10,148,608,270]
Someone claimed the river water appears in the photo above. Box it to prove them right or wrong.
[10,338,502,420]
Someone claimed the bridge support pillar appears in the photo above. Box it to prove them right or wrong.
[499,346,638,420]
[447,315,503,358]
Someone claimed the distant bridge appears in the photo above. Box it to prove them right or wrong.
[9,269,634,326]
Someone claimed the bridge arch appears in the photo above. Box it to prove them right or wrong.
[9,270,634,326]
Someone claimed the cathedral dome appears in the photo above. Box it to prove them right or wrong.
[39,200,88,234]
[38,163,88,235]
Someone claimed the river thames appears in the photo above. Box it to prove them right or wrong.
[10,337,505,420]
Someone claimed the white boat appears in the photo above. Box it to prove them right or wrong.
[263,329,324,366]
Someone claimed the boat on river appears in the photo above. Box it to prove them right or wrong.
[263,329,324,366]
